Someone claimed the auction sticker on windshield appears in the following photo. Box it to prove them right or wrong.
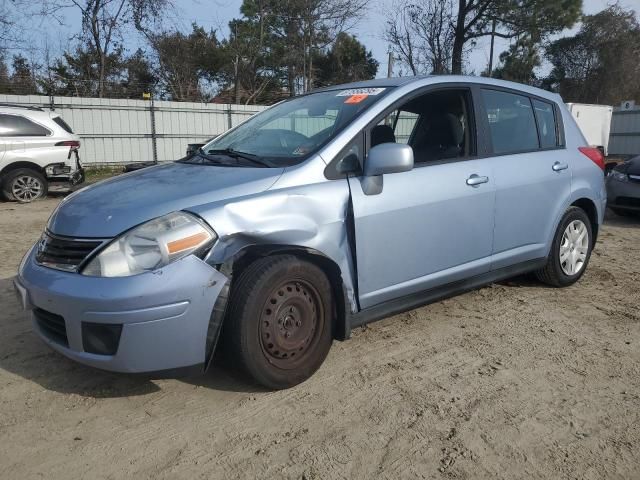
[336,88,386,96]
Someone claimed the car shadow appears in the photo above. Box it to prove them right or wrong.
[183,353,270,394]
[495,273,547,289]
[604,209,640,229]
[0,276,265,397]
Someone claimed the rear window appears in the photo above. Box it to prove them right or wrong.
[532,99,557,148]
[0,114,50,137]
[53,116,74,134]
[482,90,538,154]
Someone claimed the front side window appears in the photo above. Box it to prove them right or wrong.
[532,99,558,148]
[0,114,50,137]
[482,90,539,154]
[369,89,474,164]
[194,88,392,167]
[376,110,420,144]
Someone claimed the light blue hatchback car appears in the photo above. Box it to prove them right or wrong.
[15,76,607,389]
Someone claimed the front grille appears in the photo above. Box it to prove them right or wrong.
[35,231,105,272]
[617,196,640,208]
[34,308,68,347]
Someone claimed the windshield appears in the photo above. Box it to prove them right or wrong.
[196,87,392,167]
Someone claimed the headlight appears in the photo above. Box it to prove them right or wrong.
[82,211,216,277]
[610,170,628,182]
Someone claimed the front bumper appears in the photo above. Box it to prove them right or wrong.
[16,246,228,374]
[606,177,640,211]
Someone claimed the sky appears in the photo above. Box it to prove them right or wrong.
[162,0,637,76]
[14,0,640,78]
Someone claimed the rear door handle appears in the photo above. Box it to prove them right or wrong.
[466,174,489,186]
[552,162,569,172]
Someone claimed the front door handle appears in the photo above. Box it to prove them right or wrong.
[552,162,569,172]
[466,174,489,186]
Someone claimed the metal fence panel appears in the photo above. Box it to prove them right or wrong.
[0,94,267,165]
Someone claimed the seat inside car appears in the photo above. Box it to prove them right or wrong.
[412,112,464,163]
[371,124,396,147]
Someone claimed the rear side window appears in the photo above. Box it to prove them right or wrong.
[0,114,50,137]
[482,90,538,154]
[532,99,557,148]
[53,116,74,134]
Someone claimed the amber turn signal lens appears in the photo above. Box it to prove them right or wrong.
[167,231,210,254]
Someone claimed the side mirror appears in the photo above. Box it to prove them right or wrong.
[364,143,414,177]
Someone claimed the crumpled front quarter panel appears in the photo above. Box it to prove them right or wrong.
[188,165,357,311]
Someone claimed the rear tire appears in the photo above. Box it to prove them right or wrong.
[225,255,334,389]
[1,168,48,203]
[536,206,593,287]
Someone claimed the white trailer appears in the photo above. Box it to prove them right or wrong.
[566,103,613,156]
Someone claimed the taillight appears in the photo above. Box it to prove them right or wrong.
[578,146,605,172]
[55,140,80,149]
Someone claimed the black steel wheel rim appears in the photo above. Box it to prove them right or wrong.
[259,279,324,369]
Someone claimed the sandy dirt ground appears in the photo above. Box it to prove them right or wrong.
[1,196,639,479]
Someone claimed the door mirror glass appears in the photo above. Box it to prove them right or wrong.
[364,143,414,176]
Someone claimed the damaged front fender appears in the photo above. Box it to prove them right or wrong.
[188,172,358,317]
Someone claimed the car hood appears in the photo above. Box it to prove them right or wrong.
[621,156,640,176]
[47,162,284,237]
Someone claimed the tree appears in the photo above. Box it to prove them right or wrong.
[218,5,284,104]
[118,48,156,98]
[232,0,369,95]
[314,32,378,86]
[0,0,24,45]
[47,45,155,98]
[49,44,125,96]
[44,0,170,97]
[452,0,581,74]
[544,5,640,104]
[385,0,455,75]
[0,53,10,93]
[149,25,224,101]
[9,55,39,94]
[491,36,540,84]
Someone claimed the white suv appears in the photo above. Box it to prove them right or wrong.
[0,104,84,202]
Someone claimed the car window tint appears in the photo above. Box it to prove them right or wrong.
[532,99,557,148]
[482,90,539,154]
[376,110,419,144]
[0,114,50,137]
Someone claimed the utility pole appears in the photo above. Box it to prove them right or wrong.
[144,92,158,164]
[387,51,394,78]
[233,23,240,104]
[488,18,497,77]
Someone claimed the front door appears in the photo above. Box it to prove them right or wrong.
[348,88,495,309]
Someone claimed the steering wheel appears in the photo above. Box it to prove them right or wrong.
[275,129,309,150]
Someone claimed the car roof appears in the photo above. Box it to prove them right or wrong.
[0,105,63,121]
[314,75,563,103]
[0,103,46,113]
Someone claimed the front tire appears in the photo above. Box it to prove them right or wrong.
[2,168,48,203]
[536,206,593,287]
[225,255,334,389]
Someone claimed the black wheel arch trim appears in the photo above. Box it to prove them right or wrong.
[215,244,350,347]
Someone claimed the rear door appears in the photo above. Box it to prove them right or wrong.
[479,89,572,269]
[0,113,53,165]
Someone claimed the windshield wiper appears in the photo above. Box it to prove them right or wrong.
[205,148,275,168]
